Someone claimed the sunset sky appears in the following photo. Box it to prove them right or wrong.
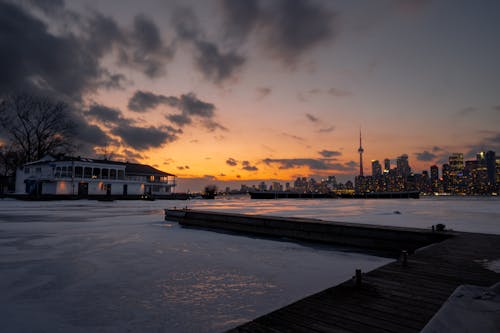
[1,0,499,191]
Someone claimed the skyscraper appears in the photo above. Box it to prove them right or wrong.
[449,153,464,173]
[372,160,382,176]
[396,154,410,178]
[485,151,496,187]
[358,130,364,176]
[384,158,391,173]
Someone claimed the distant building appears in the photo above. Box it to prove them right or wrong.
[384,158,391,174]
[371,160,382,177]
[396,154,411,178]
[15,155,176,198]
[485,151,496,188]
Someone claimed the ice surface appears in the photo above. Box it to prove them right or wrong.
[0,199,390,333]
[0,196,498,332]
[178,196,500,234]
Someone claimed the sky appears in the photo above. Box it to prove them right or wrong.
[0,0,499,191]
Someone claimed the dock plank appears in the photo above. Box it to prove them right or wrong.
[228,231,500,332]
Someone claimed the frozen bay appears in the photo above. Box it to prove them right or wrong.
[0,199,389,333]
[0,196,498,332]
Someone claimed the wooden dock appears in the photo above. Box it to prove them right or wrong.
[164,209,500,332]
[228,232,500,333]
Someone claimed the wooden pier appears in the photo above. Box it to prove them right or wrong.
[164,209,500,332]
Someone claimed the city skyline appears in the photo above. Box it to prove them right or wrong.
[1,1,500,192]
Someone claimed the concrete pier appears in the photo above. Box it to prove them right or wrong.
[164,209,450,254]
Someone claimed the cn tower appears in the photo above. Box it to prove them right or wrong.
[358,130,364,176]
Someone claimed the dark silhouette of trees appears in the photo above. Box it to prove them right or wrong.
[0,94,76,167]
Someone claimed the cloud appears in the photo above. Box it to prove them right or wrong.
[493,105,500,112]
[226,157,238,166]
[255,0,336,66]
[219,0,336,67]
[219,0,260,42]
[192,41,245,84]
[0,1,108,99]
[415,150,437,161]
[263,158,356,171]
[432,146,443,152]
[111,125,180,150]
[306,113,319,123]
[282,133,305,141]
[466,132,500,157]
[172,7,245,84]
[242,160,258,171]
[318,126,335,133]
[128,90,176,112]
[117,14,175,78]
[86,104,130,127]
[256,87,272,100]
[318,150,342,158]
[0,1,178,100]
[127,90,225,132]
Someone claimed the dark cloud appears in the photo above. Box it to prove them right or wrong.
[0,2,173,100]
[117,14,175,78]
[219,0,260,42]
[263,158,356,171]
[318,150,341,158]
[192,41,245,84]
[466,132,500,157]
[282,133,305,141]
[86,104,130,127]
[220,0,336,66]
[226,157,238,166]
[128,90,176,112]
[415,150,437,161]
[111,125,180,150]
[172,7,245,84]
[318,126,335,133]
[242,160,258,171]
[127,91,226,131]
[27,0,65,15]
[306,113,319,123]
[432,146,443,152]
[177,165,190,170]
[257,0,336,66]
[493,105,500,112]
[0,1,107,99]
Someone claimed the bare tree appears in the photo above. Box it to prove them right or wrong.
[0,94,76,165]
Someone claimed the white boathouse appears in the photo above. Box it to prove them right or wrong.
[15,155,176,198]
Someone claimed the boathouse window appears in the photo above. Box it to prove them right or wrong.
[61,166,68,177]
[75,166,83,178]
[117,170,124,180]
[84,167,92,178]
[102,168,109,179]
[92,168,100,179]
[24,167,30,174]
[110,169,116,179]
[36,167,42,174]
[55,167,61,177]
[67,166,73,178]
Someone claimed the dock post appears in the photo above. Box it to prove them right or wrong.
[401,250,408,267]
[355,269,362,287]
